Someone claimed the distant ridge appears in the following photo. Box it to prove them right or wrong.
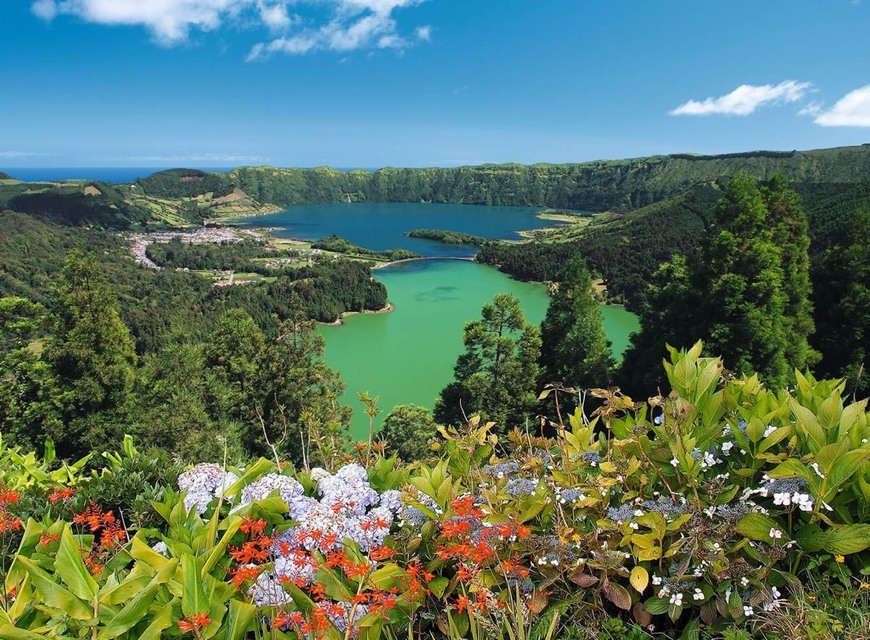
[131,143,870,213]
[0,172,11,180]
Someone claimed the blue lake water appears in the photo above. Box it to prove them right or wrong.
[234,202,563,257]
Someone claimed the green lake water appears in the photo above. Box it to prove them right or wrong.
[319,259,639,439]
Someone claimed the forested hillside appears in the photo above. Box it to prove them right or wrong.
[130,144,870,212]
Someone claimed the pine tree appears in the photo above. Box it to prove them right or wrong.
[621,175,813,392]
[435,294,541,429]
[539,255,615,391]
[44,252,137,456]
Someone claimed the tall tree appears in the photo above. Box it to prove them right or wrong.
[763,174,818,371]
[812,206,869,397]
[0,297,60,450]
[538,255,615,392]
[621,175,812,392]
[434,294,541,429]
[43,253,137,456]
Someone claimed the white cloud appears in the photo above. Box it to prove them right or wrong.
[32,0,429,56]
[247,1,426,59]
[813,85,870,127]
[670,81,812,116]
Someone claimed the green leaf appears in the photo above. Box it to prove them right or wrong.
[97,559,178,640]
[137,598,178,640]
[680,618,700,640]
[826,525,870,555]
[644,597,670,615]
[825,450,870,500]
[224,599,256,640]
[181,554,207,618]
[428,576,449,598]
[736,514,781,542]
[0,627,52,640]
[55,527,98,601]
[17,556,92,621]
[790,399,825,452]
[795,524,828,553]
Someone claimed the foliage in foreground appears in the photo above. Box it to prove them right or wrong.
[1,343,869,639]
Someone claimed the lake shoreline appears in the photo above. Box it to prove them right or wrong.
[320,303,395,326]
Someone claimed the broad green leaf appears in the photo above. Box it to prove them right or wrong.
[825,450,870,500]
[138,598,177,640]
[826,525,870,555]
[790,399,825,452]
[369,564,406,591]
[736,514,781,542]
[129,535,170,571]
[643,597,669,615]
[224,599,257,640]
[55,527,98,600]
[767,458,812,483]
[817,394,843,433]
[428,576,449,598]
[0,626,52,640]
[813,441,850,475]
[97,559,178,640]
[796,524,828,553]
[181,554,207,618]
[17,556,92,621]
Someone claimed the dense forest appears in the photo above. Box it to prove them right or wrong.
[130,144,870,212]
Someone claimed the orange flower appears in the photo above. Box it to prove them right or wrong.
[178,612,211,632]
[369,546,397,561]
[229,564,262,589]
[239,517,267,536]
[0,489,20,505]
[455,595,470,614]
[39,533,60,548]
[48,487,75,503]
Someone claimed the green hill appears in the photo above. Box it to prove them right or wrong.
[200,144,870,212]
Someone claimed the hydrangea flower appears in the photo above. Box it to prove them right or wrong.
[177,463,239,514]
[240,473,305,506]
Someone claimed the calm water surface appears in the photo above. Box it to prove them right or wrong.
[235,202,563,257]
[319,260,639,438]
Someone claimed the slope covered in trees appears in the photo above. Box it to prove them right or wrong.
[117,144,870,214]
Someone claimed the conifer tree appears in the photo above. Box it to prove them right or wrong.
[621,175,813,391]
[44,252,137,455]
[435,294,541,429]
[538,255,615,391]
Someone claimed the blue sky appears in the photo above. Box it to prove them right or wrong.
[1,0,868,168]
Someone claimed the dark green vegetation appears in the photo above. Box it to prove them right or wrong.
[538,256,615,395]
[311,234,419,261]
[0,144,868,463]
[135,145,870,212]
[434,293,541,428]
[145,237,274,270]
[406,228,491,245]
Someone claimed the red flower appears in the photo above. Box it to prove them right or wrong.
[229,564,262,589]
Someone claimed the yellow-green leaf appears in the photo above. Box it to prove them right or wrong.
[630,566,649,593]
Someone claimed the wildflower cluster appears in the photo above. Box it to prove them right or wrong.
[71,502,127,575]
